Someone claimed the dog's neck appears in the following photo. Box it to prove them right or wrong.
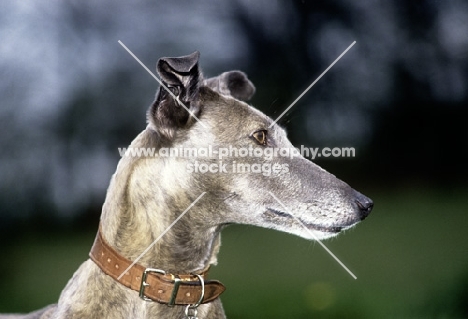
[56,130,225,318]
[99,130,221,275]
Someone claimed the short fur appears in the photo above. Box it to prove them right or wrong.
[1,51,372,319]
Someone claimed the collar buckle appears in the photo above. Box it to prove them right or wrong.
[139,268,166,301]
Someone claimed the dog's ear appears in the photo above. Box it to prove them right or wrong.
[148,51,203,139]
[204,71,255,102]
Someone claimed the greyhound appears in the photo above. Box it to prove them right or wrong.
[2,51,372,319]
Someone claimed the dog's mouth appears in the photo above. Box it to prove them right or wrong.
[265,208,356,234]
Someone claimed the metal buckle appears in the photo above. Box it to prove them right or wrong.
[139,268,166,301]
[139,268,204,309]
[167,275,182,306]
[139,268,182,306]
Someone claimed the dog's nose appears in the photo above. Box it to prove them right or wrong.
[355,194,373,220]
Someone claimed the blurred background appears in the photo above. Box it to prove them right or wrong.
[0,0,467,317]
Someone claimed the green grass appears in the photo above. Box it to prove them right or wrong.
[1,187,467,318]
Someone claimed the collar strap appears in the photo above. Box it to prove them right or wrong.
[89,226,225,306]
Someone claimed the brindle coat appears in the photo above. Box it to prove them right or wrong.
[1,51,372,319]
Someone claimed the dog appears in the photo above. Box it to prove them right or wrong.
[2,51,372,319]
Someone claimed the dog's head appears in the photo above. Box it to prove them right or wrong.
[146,51,372,240]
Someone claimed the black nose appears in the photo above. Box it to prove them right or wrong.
[355,194,373,220]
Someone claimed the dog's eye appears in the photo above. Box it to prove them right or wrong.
[251,130,267,145]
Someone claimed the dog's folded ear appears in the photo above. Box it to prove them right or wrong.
[148,51,203,139]
[204,71,255,102]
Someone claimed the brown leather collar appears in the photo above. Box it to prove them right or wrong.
[89,225,225,306]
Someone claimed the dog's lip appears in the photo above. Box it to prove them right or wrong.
[266,208,353,233]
